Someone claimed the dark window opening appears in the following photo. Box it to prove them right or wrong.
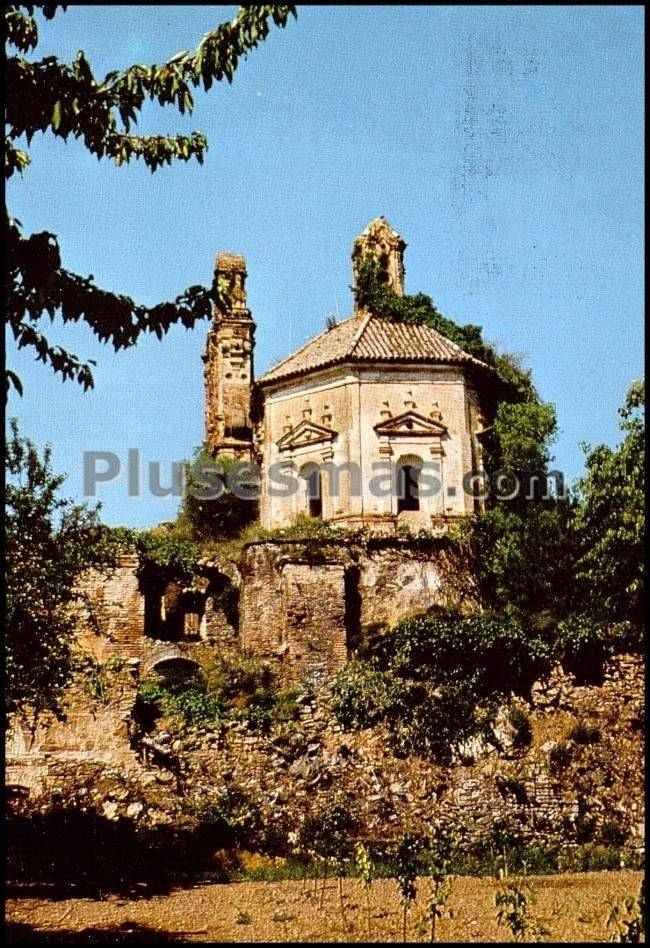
[144,584,203,641]
[344,566,362,655]
[225,424,252,442]
[397,464,420,513]
[305,468,323,519]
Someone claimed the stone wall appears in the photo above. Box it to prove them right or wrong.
[239,536,476,681]
[65,537,477,685]
[10,653,641,861]
[75,554,144,662]
[6,661,142,796]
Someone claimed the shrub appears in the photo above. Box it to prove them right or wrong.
[135,528,201,587]
[137,677,223,730]
[600,818,630,847]
[178,447,258,540]
[554,616,643,685]
[549,741,572,772]
[572,796,596,844]
[555,615,609,683]
[607,878,645,943]
[562,843,623,872]
[569,721,601,745]
[272,685,308,724]
[331,660,399,730]
[375,610,550,697]
[508,706,533,749]
[183,787,261,852]
[296,800,356,862]
[333,609,551,761]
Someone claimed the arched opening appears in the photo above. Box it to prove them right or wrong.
[300,463,323,519]
[396,456,422,513]
[150,657,204,692]
[143,583,205,641]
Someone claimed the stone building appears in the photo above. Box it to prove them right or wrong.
[204,217,495,531]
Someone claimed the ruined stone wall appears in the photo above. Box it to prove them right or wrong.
[9,653,642,861]
[239,546,348,685]
[238,536,476,681]
[357,541,478,631]
[75,554,145,663]
[6,662,142,796]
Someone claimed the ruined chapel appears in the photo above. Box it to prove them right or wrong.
[204,217,495,531]
[7,221,505,783]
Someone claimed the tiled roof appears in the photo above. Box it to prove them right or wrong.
[257,311,490,385]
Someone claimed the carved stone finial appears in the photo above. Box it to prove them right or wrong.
[214,252,249,316]
[351,216,407,306]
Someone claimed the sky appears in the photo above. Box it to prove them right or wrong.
[7,4,644,527]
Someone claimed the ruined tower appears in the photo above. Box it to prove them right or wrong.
[203,252,255,459]
[351,216,407,307]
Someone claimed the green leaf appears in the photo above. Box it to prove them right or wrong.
[52,100,62,131]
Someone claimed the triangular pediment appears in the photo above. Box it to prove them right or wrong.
[374,410,448,438]
[277,418,338,452]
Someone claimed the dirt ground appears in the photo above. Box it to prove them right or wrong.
[6,870,643,943]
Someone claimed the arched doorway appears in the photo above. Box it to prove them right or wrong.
[150,657,204,692]
[300,463,323,518]
[396,456,422,513]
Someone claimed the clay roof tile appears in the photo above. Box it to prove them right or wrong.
[257,312,490,385]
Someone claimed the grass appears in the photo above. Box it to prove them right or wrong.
[225,843,643,884]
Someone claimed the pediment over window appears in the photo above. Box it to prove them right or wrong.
[277,419,338,452]
[374,410,448,438]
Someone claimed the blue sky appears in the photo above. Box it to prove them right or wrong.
[7,4,644,527]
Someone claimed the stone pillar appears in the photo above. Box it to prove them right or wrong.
[203,252,255,459]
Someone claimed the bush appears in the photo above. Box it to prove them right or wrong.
[562,843,623,872]
[138,656,307,737]
[331,660,399,730]
[508,706,533,749]
[375,610,550,696]
[333,609,551,761]
[137,677,223,730]
[296,800,357,862]
[555,615,609,683]
[549,741,573,772]
[555,616,643,684]
[600,818,630,847]
[178,447,258,540]
[569,721,601,745]
[183,787,260,850]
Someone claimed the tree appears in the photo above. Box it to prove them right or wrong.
[5,419,121,720]
[177,445,258,540]
[468,500,578,622]
[483,400,558,505]
[5,4,297,396]
[574,381,645,625]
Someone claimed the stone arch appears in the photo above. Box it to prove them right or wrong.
[149,655,205,690]
[396,453,423,513]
